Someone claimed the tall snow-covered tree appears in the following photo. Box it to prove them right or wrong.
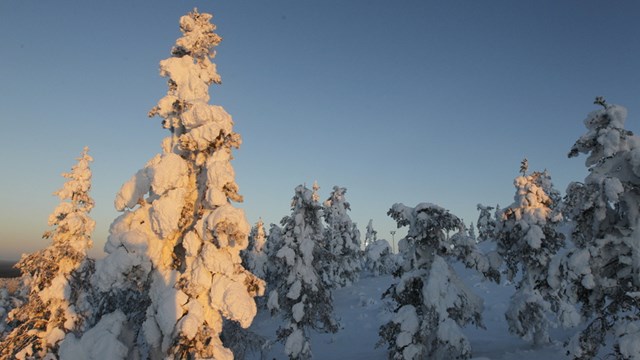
[494,162,565,345]
[379,203,500,360]
[322,186,362,288]
[549,98,640,359]
[242,219,268,280]
[0,147,95,359]
[63,10,264,360]
[267,184,338,360]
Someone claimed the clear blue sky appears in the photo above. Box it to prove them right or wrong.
[1,1,639,260]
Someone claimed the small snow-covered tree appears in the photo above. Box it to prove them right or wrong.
[476,204,497,243]
[468,222,476,241]
[69,10,264,359]
[379,203,500,360]
[520,158,529,176]
[322,186,362,288]
[0,147,95,359]
[495,162,565,345]
[0,288,11,335]
[242,219,268,280]
[364,219,378,248]
[263,223,284,289]
[550,98,640,359]
[364,238,397,276]
[267,184,338,359]
[364,220,397,276]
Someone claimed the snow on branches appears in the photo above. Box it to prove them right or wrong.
[322,186,363,288]
[552,99,640,359]
[0,148,95,359]
[379,203,499,360]
[495,163,566,345]
[267,184,338,360]
[75,9,264,359]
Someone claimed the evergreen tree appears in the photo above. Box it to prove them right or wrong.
[520,158,529,176]
[322,186,362,288]
[242,219,268,280]
[63,10,263,359]
[0,288,12,335]
[495,162,565,345]
[264,223,284,291]
[0,147,95,359]
[364,220,397,276]
[267,185,338,359]
[379,203,500,360]
[476,204,496,243]
[364,238,397,276]
[550,98,640,359]
[468,222,476,242]
[364,219,378,248]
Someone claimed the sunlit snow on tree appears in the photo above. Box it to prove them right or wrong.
[495,162,566,345]
[62,10,264,360]
[0,148,95,359]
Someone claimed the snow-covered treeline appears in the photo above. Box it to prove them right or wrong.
[1,6,640,360]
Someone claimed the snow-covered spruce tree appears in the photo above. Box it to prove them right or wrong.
[494,162,565,345]
[476,204,497,243]
[379,203,500,360]
[549,98,640,359]
[364,220,397,276]
[1,286,21,339]
[364,238,397,276]
[263,223,284,290]
[63,10,264,359]
[0,147,95,359]
[0,288,11,335]
[242,219,268,280]
[468,222,476,242]
[364,219,378,248]
[322,186,363,288]
[267,184,338,359]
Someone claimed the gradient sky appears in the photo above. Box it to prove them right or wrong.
[1,1,639,260]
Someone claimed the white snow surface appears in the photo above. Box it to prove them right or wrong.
[0,266,617,360]
[245,265,598,360]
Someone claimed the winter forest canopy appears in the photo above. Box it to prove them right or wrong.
[2,2,640,360]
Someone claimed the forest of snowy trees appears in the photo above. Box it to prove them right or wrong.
[2,9,640,360]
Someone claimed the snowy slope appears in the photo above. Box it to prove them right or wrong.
[0,266,606,359]
[248,266,576,360]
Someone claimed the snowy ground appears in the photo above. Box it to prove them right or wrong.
[0,267,593,360]
[248,266,576,360]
